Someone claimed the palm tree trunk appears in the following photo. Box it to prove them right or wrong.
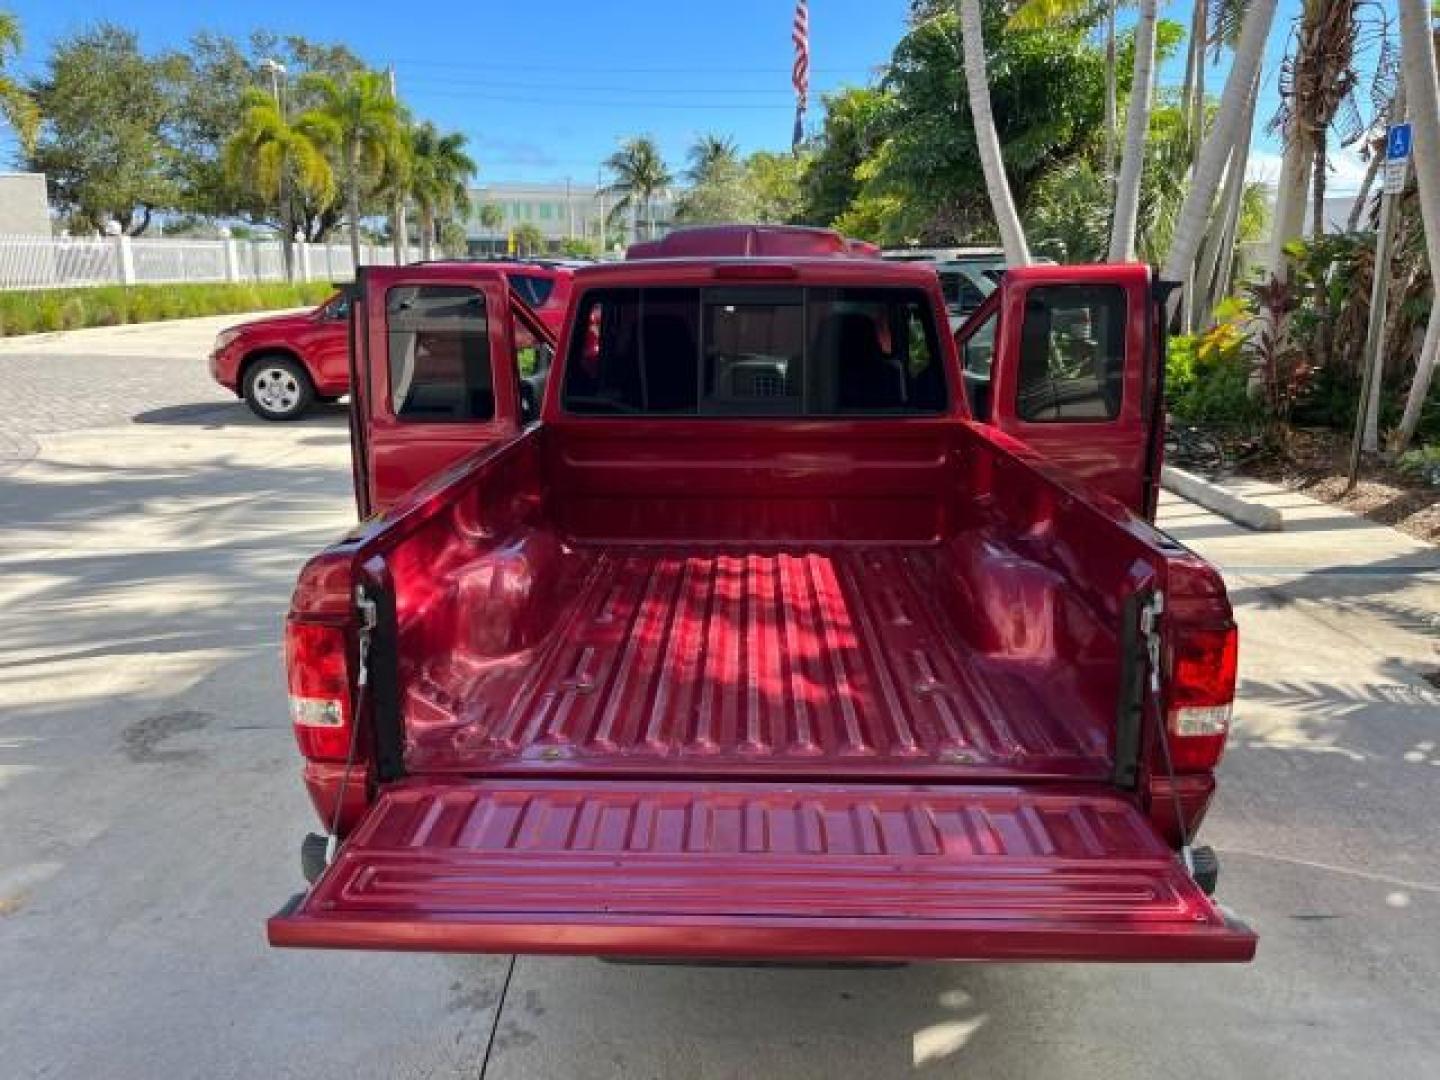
[1195,71,1259,328]
[1108,0,1159,262]
[1162,0,1279,300]
[1263,131,1315,281]
[1189,4,1206,164]
[1104,1,1117,188]
[346,144,363,270]
[392,198,407,264]
[957,0,1030,265]
[1392,0,1440,453]
[420,206,435,261]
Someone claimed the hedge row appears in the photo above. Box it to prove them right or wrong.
[0,282,336,337]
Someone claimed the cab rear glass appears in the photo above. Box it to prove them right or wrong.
[561,285,947,417]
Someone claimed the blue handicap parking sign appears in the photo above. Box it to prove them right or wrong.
[1387,123,1413,161]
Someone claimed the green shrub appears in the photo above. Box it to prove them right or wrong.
[1167,319,1262,427]
[1397,445,1440,487]
[0,282,335,338]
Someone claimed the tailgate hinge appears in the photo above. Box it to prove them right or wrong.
[1140,593,1198,875]
[355,585,378,689]
[1140,592,1164,696]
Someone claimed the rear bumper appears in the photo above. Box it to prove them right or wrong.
[269,779,1257,963]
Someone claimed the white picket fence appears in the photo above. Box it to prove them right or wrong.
[0,234,422,291]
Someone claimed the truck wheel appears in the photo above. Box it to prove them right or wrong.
[301,833,330,884]
[244,356,314,421]
[1189,845,1219,895]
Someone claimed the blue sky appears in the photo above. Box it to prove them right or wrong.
[3,0,1371,192]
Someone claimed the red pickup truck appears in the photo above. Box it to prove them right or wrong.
[268,225,1254,963]
[208,261,572,420]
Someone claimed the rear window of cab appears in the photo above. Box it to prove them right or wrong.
[561,286,947,417]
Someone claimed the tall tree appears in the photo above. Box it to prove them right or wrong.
[674,133,754,223]
[746,150,806,222]
[1393,0,1440,452]
[1160,0,1278,304]
[957,0,1031,263]
[222,86,335,266]
[1108,0,1159,260]
[603,136,672,242]
[0,11,37,153]
[867,1,1106,247]
[409,121,475,259]
[299,69,408,266]
[687,133,741,183]
[1008,0,1120,185]
[26,24,182,234]
[170,31,365,240]
[799,86,889,226]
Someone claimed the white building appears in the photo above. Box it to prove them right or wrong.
[466,181,676,255]
[0,173,52,235]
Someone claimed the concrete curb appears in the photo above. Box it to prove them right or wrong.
[1161,465,1285,531]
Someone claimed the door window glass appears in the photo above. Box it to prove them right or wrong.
[386,285,494,421]
[510,274,555,307]
[561,286,946,417]
[959,309,997,421]
[1016,285,1126,422]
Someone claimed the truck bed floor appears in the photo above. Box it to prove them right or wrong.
[405,547,1111,779]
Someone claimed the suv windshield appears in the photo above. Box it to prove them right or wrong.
[562,285,947,417]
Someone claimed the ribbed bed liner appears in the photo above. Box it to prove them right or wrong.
[405,546,1111,778]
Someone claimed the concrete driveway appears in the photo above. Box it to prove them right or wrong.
[1,317,1437,1078]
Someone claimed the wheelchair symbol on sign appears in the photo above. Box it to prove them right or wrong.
[1387,123,1412,162]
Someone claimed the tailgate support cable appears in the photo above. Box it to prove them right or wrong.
[1142,593,1196,875]
[324,586,378,865]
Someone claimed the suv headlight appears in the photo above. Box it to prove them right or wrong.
[213,328,242,351]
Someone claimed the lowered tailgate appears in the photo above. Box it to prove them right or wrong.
[269,780,1255,962]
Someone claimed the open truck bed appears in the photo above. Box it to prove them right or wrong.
[271,247,1254,963]
[405,545,1110,779]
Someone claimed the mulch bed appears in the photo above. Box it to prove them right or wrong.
[1238,428,1440,546]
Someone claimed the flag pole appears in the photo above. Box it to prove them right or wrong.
[791,0,810,153]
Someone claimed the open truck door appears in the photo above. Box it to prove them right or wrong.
[348,264,556,518]
[955,264,1166,518]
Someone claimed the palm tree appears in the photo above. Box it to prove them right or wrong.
[410,121,475,259]
[687,133,740,184]
[957,0,1030,265]
[222,87,335,276]
[603,136,672,242]
[1108,0,1160,260]
[1393,0,1440,453]
[513,222,545,257]
[1161,0,1279,305]
[0,12,37,153]
[298,70,408,267]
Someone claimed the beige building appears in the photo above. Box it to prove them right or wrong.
[0,173,51,236]
[466,181,675,255]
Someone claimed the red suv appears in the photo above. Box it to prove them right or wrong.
[209,261,574,420]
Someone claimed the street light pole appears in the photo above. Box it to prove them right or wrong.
[260,58,292,281]
[388,66,409,265]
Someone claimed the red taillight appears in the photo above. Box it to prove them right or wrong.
[284,619,352,761]
[1167,623,1238,771]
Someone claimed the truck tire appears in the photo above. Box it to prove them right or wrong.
[1190,845,1219,895]
[243,355,314,421]
[301,833,330,884]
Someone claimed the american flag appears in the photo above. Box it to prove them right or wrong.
[791,0,810,149]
